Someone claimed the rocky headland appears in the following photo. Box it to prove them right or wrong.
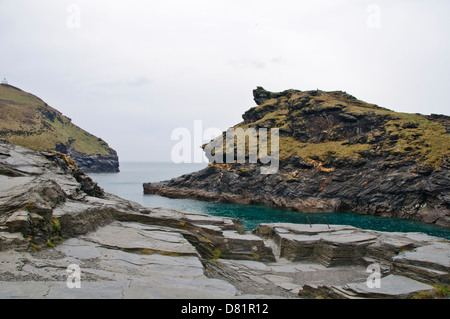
[0,84,119,173]
[144,87,450,228]
[0,140,448,299]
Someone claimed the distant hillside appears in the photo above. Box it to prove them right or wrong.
[0,84,119,172]
[145,87,450,228]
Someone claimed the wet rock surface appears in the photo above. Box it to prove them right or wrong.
[0,141,448,299]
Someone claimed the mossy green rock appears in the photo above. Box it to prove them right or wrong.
[241,87,449,167]
[145,87,450,228]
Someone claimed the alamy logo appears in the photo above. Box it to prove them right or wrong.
[171,120,279,174]
[66,4,81,29]
[366,263,381,288]
[66,264,81,289]
[366,4,381,29]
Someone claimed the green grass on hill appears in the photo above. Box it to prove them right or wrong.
[0,84,112,156]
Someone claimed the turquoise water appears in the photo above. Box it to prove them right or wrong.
[89,162,450,240]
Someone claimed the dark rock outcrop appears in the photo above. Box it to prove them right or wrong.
[63,146,120,173]
[144,87,450,228]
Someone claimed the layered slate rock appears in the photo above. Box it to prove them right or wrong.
[0,140,448,299]
[0,222,238,299]
[299,275,435,299]
[253,223,449,298]
[252,223,449,272]
[144,87,450,227]
[254,224,377,266]
[392,242,450,284]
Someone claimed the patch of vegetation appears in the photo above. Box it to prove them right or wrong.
[200,236,213,244]
[433,284,449,298]
[212,249,223,261]
[410,291,436,299]
[382,114,450,167]
[50,151,78,171]
[51,217,61,233]
[138,248,156,255]
[27,239,41,251]
[137,248,182,257]
[410,285,450,299]
[279,137,370,162]
[46,238,55,248]
[256,109,289,125]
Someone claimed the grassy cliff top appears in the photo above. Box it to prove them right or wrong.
[0,84,114,156]
[210,87,450,168]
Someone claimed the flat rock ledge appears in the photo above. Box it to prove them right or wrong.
[0,140,449,299]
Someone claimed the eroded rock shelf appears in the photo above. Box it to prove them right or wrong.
[0,140,448,299]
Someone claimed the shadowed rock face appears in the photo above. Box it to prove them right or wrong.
[62,146,120,173]
[0,140,448,299]
[144,87,450,228]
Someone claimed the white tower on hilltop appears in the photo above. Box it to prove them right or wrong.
[1,78,7,85]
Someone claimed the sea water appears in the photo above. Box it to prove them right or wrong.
[89,162,450,239]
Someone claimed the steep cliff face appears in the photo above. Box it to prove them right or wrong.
[144,87,450,228]
[0,84,119,172]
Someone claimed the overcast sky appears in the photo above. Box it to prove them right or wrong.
[1,0,449,162]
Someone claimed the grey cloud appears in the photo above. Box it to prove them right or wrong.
[0,0,449,162]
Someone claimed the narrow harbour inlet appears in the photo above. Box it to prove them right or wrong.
[89,162,450,240]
